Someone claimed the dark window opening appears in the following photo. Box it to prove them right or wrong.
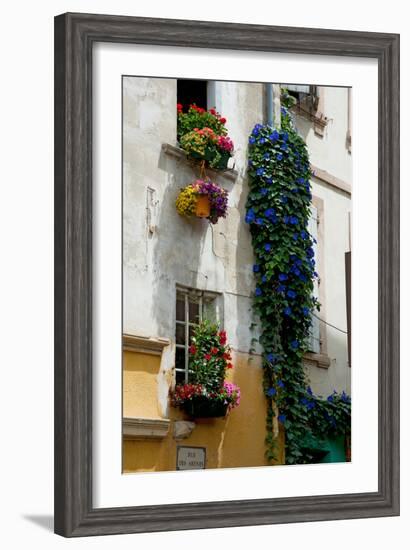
[177,79,208,111]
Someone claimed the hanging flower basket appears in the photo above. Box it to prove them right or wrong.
[175,178,228,224]
[177,104,234,171]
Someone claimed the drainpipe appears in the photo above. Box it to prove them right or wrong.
[265,83,273,127]
[265,83,281,129]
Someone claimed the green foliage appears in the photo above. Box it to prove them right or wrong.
[245,100,351,464]
[188,320,231,392]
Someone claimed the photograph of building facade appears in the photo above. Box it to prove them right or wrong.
[122,77,351,472]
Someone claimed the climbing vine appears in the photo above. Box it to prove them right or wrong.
[246,91,351,464]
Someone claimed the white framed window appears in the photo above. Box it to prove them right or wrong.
[175,286,222,384]
[308,204,321,354]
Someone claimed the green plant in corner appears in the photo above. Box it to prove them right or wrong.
[245,91,351,464]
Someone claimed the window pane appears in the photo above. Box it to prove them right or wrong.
[176,298,185,322]
[175,347,186,371]
[189,300,200,323]
[203,298,217,323]
[176,370,186,385]
[176,323,185,345]
[189,324,197,344]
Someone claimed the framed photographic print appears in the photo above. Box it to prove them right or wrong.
[54,13,400,537]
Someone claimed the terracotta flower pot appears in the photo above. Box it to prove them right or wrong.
[195,195,211,218]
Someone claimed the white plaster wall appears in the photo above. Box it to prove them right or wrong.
[307,180,351,397]
[123,78,351,397]
[293,86,352,397]
[123,77,264,356]
[293,87,351,183]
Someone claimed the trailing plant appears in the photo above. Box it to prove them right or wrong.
[171,321,241,416]
[176,178,228,224]
[245,96,351,464]
[177,104,234,170]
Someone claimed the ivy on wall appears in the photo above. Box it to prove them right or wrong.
[246,92,351,464]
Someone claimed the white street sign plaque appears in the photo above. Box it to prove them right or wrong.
[176,446,206,470]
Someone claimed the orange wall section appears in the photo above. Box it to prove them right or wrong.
[122,349,285,472]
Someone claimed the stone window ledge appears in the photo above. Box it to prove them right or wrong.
[304,352,331,369]
[162,143,239,183]
[123,334,170,356]
[123,417,170,440]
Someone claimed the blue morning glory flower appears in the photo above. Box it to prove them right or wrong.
[255,287,262,297]
[327,394,334,403]
[279,273,288,281]
[277,380,285,388]
[263,152,270,160]
[253,264,260,273]
[307,401,316,410]
[256,167,265,176]
[281,107,287,116]
[291,187,299,193]
[248,159,253,167]
[300,230,308,240]
[252,124,262,136]
[290,216,299,225]
[269,130,279,141]
[297,177,305,184]
[278,414,286,423]
[245,209,256,224]
[292,233,298,241]
[249,136,256,144]
[259,137,266,144]
[284,306,292,316]
[267,387,276,397]
[265,177,273,185]
[302,306,310,316]
[307,386,313,396]
[265,208,275,218]
[280,196,288,204]
[284,215,290,224]
[299,273,308,283]
[280,143,288,152]
[255,217,264,225]
[341,391,350,403]
[266,353,278,363]
[277,284,286,293]
[287,290,297,299]
[293,267,301,277]
[261,275,267,283]
[264,243,272,252]
[306,247,315,258]
[290,340,299,350]
[276,153,283,161]
[261,188,268,196]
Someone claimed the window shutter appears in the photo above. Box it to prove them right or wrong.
[345,251,351,367]
[308,205,321,353]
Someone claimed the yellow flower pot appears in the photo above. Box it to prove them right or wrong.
[195,195,211,218]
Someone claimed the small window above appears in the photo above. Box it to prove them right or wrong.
[177,79,208,111]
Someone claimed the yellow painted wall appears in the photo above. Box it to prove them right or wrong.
[123,349,285,472]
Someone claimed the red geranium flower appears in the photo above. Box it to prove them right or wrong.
[189,345,197,354]
[177,103,183,113]
[220,117,227,124]
[223,352,231,361]
[219,330,227,345]
[204,353,212,361]
[227,363,233,369]
[211,347,218,355]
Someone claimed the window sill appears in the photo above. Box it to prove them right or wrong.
[122,334,170,356]
[304,351,331,369]
[161,142,239,183]
[123,417,170,440]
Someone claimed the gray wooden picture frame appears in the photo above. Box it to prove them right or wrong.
[54,12,400,537]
